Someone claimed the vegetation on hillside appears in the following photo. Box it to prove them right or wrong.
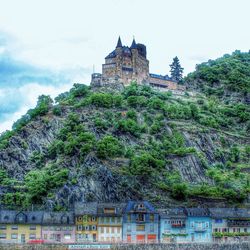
[0,51,250,209]
[185,50,250,98]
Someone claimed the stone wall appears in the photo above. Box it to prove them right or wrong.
[1,243,250,250]
[112,243,250,250]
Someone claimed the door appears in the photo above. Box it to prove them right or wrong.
[136,234,145,243]
[191,233,194,242]
[127,234,131,243]
[147,234,157,243]
[21,234,25,243]
[93,233,96,242]
[56,234,61,242]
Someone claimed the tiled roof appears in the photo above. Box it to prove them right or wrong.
[124,201,157,214]
[74,202,98,216]
[186,208,210,217]
[42,212,74,225]
[0,210,43,224]
[149,73,172,81]
[159,208,187,219]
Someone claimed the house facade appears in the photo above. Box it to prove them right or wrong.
[74,202,98,243]
[210,208,250,243]
[97,203,124,243]
[0,210,43,243]
[122,201,159,243]
[41,212,75,243]
[186,208,212,243]
[159,208,187,243]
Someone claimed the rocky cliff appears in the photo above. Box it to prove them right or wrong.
[0,81,249,210]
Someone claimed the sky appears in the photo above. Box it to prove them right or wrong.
[0,0,249,133]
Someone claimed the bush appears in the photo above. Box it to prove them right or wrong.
[97,135,124,159]
[129,152,165,178]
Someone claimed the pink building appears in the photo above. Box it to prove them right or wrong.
[41,212,75,243]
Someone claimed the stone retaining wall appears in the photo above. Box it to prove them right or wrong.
[1,243,250,250]
[113,243,250,250]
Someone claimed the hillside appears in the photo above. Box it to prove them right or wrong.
[0,57,250,211]
[184,50,250,103]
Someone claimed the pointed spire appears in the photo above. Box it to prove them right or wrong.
[131,37,137,49]
[116,36,122,48]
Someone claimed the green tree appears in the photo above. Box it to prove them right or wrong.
[170,56,184,82]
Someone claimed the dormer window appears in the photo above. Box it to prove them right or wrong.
[138,204,145,209]
[31,216,36,221]
[136,214,145,222]
[4,216,9,221]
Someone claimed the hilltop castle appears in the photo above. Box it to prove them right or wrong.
[91,37,184,91]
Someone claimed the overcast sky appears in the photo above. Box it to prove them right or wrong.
[0,0,249,132]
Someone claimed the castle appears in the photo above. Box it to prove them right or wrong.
[91,37,185,91]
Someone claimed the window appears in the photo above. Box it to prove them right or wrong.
[0,234,6,239]
[215,219,223,223]
[30,225,36,230]
[44,234,47,240]
[77,216,82,222]
[77,225,83,231]
[29,234,36,239]
[150,214,154,222]
[127,225,131,232]
[111,217,115,223]
[136,224,145,231]
[117,228,121,234]
[137,214,145,222]
[150,224,154,232]
[11,225,18,230]
[206,222,209,228]
[101,227,104,234]
[0,225,6,230]
[92,225,96,231]
[117,217,121,223]
[111,227,115,234]
[191,222,194,228]
[91,217,96,222]
[106,227,110,233]
[127,215,131,222]
[244,228,247,233]
[11,234,18,239]
[64,234,71,240]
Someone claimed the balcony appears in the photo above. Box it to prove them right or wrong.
[228,220,250,227]
[171,223,186,228]
[194,227,207,232]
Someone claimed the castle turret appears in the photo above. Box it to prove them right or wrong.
[116,36,122,48]
[130,38,137,49]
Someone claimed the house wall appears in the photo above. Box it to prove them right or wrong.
[41,226,75,243]
[75,215,98,242]
[122,213,159,243]
[97,216,122,243]
[160,218,187,243]
[186,217,212,243]
[0,224,41,243]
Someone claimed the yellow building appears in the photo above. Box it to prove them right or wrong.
[0,211,43,243]
[75,202,98,242]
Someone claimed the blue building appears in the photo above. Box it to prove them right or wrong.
[122,201,159,243]
[186,208,212,243]
[209,208,250,243]
[159,208,187,243]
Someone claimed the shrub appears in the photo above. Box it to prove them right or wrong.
[97,135,124,159]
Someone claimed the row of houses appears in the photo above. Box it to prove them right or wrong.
[0,201,249,244]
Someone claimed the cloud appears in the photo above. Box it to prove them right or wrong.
[0,32,89,133]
